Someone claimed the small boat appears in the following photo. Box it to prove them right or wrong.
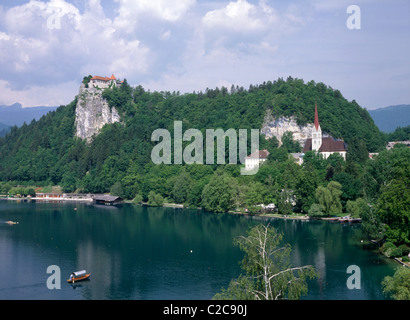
[339,216,362,223]
[67,270,91,283]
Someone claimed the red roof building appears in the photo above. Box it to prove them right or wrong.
[91,74,117,82]
[89,74,121,89]
[302,103,347,160]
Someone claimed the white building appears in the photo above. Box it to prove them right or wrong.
[386,141,410,150]
[302,102,347,160]
[290,152,305,165]
[245,149,270,170]
[89,75,122,89]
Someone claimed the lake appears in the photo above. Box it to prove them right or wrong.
[0,200,397,300]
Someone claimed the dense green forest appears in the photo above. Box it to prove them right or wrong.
[0,77,408,247]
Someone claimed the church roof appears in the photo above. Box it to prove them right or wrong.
[303,137,347,153]
[314,101,320,131]
[91,74,117,82]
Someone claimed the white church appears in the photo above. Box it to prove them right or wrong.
[302,102,347,160]
[245,102,348,169]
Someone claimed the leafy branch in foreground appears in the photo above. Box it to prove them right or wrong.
[213,224,318,300]
[382,267,410,300]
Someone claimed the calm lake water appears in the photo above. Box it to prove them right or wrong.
[0,200,397,300]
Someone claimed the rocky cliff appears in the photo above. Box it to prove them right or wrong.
[75,84,120,142]
[261,109,315,147]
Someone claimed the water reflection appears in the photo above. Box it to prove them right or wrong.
[0,201,396,300]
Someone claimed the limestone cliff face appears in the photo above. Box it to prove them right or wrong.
[261,109,315,147]
[75,84,120,142]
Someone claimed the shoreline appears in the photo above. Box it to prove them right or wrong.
[2,198,351,222]
[228,210,310,221]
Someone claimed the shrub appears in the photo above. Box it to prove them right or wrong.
[382,267,410,300]
[148,191,164,207]
[398,244,410,256]
[308,203,326,217]
[380,242,401,258]
[390,247,403,258]
[133,194,143,204]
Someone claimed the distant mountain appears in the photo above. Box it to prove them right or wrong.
[0,123,10,137]
[0,103,58,127]
[368,104,410,133]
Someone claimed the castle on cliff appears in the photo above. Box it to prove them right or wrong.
[89,74,122,89]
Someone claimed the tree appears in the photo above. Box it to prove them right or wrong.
[133,193,143,204]
[172,170,192,204]
[376,177,410,244]
[277,190,293,215]
[363,147,410,202]
[346,198,368,218]
[360,204,385,243]
[110,181,124,197]
[213,224,317,300]
[314,181,342,216]
[245,182,266,210]
[82,75,93,88]
[327,181,343,214]
[268,147,288,163]
[201,173,238,213]
[308,203,326,217]
[61,172,77,193]
[382,267,410,300]
[347,137,368,165]
[332,172,363,209]
[281,131,301,153]
[315,186,332,215]
[295,164,319,213]
[148,191,164,207]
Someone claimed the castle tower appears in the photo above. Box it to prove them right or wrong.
[312,101,322,151]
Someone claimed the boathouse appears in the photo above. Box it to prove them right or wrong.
[93,195,123,205]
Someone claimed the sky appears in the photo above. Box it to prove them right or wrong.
[0,0,409,110]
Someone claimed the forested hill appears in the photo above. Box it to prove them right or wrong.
[0,77,386,193]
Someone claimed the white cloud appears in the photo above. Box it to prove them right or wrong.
[141,1,307,94]
[3,0,81,36]
[202,0,278,33]
[0,0,152,104]
[113,0,196,33]
[199,0,306,56]
[0,32,10,41]
[160,29,172,41]
[0,0,408,110]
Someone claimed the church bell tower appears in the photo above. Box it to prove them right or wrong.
[312,101,322,151]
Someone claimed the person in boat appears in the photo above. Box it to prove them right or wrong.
[68,270,90,283]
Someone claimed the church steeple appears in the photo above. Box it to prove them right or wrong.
[314,101,320,131]
[312,101,322,151]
